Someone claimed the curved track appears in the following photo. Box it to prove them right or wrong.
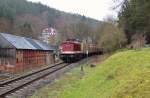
[0,63,69,98]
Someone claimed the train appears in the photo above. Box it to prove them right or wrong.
[59,39,102,63]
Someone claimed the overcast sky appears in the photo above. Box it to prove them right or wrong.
[28,0,117,21]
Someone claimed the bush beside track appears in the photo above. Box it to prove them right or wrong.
[31,49,150,98]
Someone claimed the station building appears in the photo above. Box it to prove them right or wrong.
[0,33,55,73]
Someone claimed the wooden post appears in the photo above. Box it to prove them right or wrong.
[81,65,84,72]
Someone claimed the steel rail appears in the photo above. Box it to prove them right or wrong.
[0,63,69,97]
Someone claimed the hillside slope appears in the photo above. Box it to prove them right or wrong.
[62,49,150,98]
[31,49,150,98]
[0,0,100,39]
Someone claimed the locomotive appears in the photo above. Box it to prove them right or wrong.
[59,39,102,63]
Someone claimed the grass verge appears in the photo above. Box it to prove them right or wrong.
[31,49,150,98]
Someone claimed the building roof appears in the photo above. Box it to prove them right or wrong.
[0,33,54,51]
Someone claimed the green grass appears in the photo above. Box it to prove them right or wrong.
[31,49,150,98]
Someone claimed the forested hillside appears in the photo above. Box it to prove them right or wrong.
[0,0,99,40]
[0,0,131,52]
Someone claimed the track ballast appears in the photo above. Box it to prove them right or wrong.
[0,63,69,98]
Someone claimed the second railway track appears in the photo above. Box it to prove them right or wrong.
[0,62,69,98]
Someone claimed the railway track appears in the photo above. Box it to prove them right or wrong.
[0,62,69,98]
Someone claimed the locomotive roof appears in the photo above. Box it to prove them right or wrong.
[66,39,82,42]
[0,33,54,51]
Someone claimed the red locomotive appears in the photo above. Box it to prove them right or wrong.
[60,39,102,62]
